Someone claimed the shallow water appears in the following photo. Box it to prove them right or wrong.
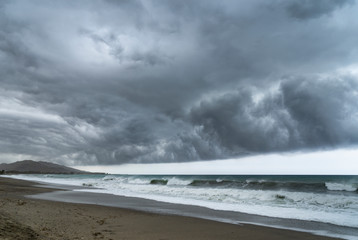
[8,174,358,239]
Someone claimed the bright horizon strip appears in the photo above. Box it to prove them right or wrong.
[74,148,358,175]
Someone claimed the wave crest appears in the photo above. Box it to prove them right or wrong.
[325,182,357,192]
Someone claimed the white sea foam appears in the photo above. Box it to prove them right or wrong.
[77,185,358,228]
[83,177,358,228]
[5,174,358,229]
[325,182,357,192]
[102,175,115,181]
[167,177,192,186]
[127,177,150,185]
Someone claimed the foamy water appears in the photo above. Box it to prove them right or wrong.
[7,174,358,230]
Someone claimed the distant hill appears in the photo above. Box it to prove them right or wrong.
[0,160,88,174]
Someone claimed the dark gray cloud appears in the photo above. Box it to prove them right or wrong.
[285,0,352,19]
[0,0,358,165]
[190,76,358,155]
[281,76,358,146]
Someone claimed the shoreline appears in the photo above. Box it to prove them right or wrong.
[0,177,349,240]
[29,187,358,240]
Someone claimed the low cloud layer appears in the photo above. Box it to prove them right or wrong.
[1,0,358,165]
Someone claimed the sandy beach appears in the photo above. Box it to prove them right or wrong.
[0,177,342,240]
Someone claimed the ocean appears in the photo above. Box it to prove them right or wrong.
[7,174,358,239]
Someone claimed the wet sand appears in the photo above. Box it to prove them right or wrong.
[0,177,342,240]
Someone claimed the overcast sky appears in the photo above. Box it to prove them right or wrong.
[1,0,358,166]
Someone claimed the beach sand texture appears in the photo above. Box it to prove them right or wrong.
[0,177,341,240]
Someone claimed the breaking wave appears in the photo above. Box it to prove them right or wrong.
[5,174,358,229]
[143,176,358,193]
[325,182,357,192]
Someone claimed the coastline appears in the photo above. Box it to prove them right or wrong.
[0,177,347,240]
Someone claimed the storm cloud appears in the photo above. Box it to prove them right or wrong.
[1,0,358,165]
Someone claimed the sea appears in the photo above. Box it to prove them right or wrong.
[7,174,358,239]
